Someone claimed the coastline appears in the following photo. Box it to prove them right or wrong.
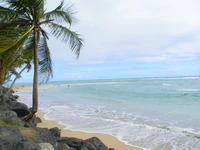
[36,112,142,150]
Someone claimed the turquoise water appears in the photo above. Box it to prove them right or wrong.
[19,77,200,150]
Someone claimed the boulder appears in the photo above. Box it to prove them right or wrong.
[2,87,9,94]
[35,128,57,148]
[0,106,24,126]
[57,137,83,150]
[33,116,42,126]
[38,143,54,150]
[82,137,108,150]
[49,127,61,137]
[9,95,18,101]
[57,143,73,150]
[0,106,17,117]
[0,126,40,150]
[9,101,30,117]
[25,115,42,127]
[57,137,109,150]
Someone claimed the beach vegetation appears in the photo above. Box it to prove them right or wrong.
[0,0,83,119]
[0,117,20,126]
[19,127,37,142]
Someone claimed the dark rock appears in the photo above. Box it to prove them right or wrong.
[58,137,108,150]
[0,106,24,126]
[82,137,108,150]
[57,137,83,150]
[57,143,69,150]
[2,87,9,94]
[25,114,42,127]
[14,95,19,99]
[11,116,24,126]
[0,126,40,150]
[0,126,20,136]
[0,106,16,117]
[35,128,57,148]
[49,127,61,137]
[57,143,77,150]
[9,101,30,117]
[9,95,18,101]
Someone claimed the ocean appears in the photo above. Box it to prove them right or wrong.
[18,77,200,150]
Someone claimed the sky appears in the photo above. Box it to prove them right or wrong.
[19,0,200,82]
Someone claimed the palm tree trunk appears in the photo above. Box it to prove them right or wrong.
[32,28,39,114]
[0,60,4,98]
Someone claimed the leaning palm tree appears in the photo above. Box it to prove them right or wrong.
[0,0,83,117]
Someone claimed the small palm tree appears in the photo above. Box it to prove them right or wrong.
[0,0,83,117]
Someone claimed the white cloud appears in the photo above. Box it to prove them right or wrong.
[46,0,200,75]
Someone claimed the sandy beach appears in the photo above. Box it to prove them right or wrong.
[36,112,142,150]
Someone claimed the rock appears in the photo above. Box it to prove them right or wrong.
[14,95,19,99]
[57,143,77,150]
[33,116,42,126]
[9,95,18,101]
[58,137,108,150]
[49,127,61,137]
[38,143,54,150]
[9,101,30,117]
[0,126,40,150]
[0,106,17,117]
[57,143,70,150]
[57,137,83,150]
[2,87,9,94]
[11,116,24,126]
[25,115,42,127]
[0,106,24,126]
[82,137,108,150]
[35,128,57,148]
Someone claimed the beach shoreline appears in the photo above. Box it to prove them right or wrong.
[36,111,142,150]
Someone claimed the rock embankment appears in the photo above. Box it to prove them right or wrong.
[0,87,115,150]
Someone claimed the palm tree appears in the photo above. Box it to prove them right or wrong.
[0,0,83,117]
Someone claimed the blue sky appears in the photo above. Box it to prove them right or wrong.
[19,0,200,82]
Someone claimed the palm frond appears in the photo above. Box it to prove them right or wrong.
[49,23,83,58]
[1,0,44,20]
[22,32,34,60]
[0,18,31,29]
[0,6,18,20]
[38,33,53,83]
[0,0,32,20]
[43,0,77,25]
[0,26,34,53]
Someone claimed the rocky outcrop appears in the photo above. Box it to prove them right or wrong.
[49,127,61,137]
[9,101,30,117]
[57,137,83,150]
[35,128,58,148]
[57,137,109,150]
[0,127,40,150]
[82,137,108,150]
